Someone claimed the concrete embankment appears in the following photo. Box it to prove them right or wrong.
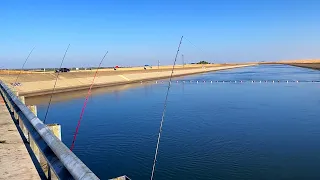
[0,64,256,97]
[285,63,320,70]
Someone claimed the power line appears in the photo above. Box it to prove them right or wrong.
[182,54,185,67]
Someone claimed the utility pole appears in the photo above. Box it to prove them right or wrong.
[182,54,184,68]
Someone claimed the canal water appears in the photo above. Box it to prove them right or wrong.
[36,65,320,179]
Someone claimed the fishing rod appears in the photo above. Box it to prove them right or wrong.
[150,36,183,180]
[70,51,109,151]
[43,44,70,124]
[13,47,35,89]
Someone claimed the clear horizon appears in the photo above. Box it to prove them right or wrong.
[1,0,320,68]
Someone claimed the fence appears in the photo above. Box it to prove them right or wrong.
[0,80,99,180]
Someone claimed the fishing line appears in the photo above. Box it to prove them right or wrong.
[43,44,70,124]
[70,51,109,151]
[13,47,35,88]
[184,37,211,62]
[184,37,206,54]
[150,36,183,180]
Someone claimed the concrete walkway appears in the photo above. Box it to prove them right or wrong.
[0,95,40,179]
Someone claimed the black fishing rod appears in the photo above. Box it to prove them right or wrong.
[43,44,70,124]
[13,47,35,88]
[150,36,183,180]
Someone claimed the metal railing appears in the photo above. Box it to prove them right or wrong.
[0,81,99,180]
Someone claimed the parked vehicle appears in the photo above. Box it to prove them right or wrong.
[55,68,70,73]
[144,65,152,70]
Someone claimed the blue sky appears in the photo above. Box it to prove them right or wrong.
[1,0,320,68]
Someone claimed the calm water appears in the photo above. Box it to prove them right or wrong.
[36,65,320,180]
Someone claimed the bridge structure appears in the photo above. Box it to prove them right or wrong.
[0,81,122,179]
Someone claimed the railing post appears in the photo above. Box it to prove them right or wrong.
[18,96,29,139]
[29,105,37,116]
[10,89,18,113]
[27,105,37,142]
[40,124,61,179]
[11,90,19,118]
[48,124,62,179]
[48,124,61,140]
[28,105,40,161]
[8,95,13,113]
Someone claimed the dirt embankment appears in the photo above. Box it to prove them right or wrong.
[286,63,320,70]
[280,60,320,70]
[259,59,320,70]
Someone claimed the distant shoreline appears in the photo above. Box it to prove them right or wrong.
[285,63,320,71]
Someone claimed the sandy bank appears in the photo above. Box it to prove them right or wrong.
[0,64,256,97]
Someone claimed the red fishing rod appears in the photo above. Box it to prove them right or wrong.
[70,51,109,151]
